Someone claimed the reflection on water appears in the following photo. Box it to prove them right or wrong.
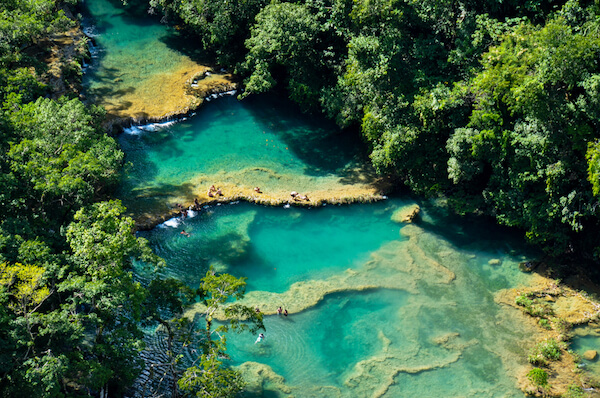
[138,198,540,397]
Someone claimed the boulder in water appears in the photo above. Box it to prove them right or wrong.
[391,204,421,223]
[519,261,539,272]
[583,350,598,361]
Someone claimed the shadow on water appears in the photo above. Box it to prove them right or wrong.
[241,391,281,398]
[242,95,370,178]
[411,197,538,260]
[159,30,215,66]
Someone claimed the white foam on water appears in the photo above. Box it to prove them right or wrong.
[187,210,198,218]
[204,90,237,102]
[159,217,182,228]
[123,120,179,135]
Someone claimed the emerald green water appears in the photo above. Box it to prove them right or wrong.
[118,95,369,218]
[81,0,206,118]
[139,199,538,397]
[572,327,600,374]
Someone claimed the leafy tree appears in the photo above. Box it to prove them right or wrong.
[7,97,123,224]
[241,2,325,107]
[148,0,268,64]
[177,268,263,397]
[63,200,162,395]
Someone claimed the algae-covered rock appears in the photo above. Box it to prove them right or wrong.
[236,362,292,396]
[519,261,539,272]
[391,204,420,223]
[489,258,502,266]
[583,350,598,361]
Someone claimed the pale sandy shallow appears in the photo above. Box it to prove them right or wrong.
[184,222,541,397]
[99,63,236,127]
[129,166,393,230]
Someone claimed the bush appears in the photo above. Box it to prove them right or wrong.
[538,318,551,329]
[528,339,562,366]
[563,384,585,398]
[516,294,534,307]
[554,318,573,341]
[527,368,549,387]
[516,293,553,318]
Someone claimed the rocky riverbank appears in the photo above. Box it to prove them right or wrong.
[497,270,600,397]
[131,176,394,230]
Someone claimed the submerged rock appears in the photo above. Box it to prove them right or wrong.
[583,350,598,361]
[391,204,421,223]
[519,261,539,272]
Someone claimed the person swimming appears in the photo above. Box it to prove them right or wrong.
[180,230,190,237]
[255,333,265,344]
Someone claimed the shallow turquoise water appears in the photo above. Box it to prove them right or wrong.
[139,199,538,397]
[118,95,367,217]
[81,0,208,118]
[572,327,600,375]
[82,0,181,96]
[140,200,405,292]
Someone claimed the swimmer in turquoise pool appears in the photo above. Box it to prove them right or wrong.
[255,333,265,344]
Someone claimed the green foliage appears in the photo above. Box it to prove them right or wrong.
[564,384,586,398]
[178,350,246,398]
[527,367,549,387]
[587,141,600,196]
[553,318,573,341]
[241,2,323,105]
[538,318,551,330]
[0,0,73,62]
[149,0,268,64]
[143,268,263,397]
[515,293,553,318]
[528,338,562,366]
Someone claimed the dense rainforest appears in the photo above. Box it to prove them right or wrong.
[151,0,600,264]
[1,0,600,396]
[0,2,261,397]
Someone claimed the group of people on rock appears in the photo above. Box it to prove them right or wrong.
[290,191,309,201]
[175,202,188,219]
[207,184,223,198]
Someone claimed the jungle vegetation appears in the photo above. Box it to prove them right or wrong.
[151,0,600,263]
[2,0,600,396]
[0,0,262,396]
